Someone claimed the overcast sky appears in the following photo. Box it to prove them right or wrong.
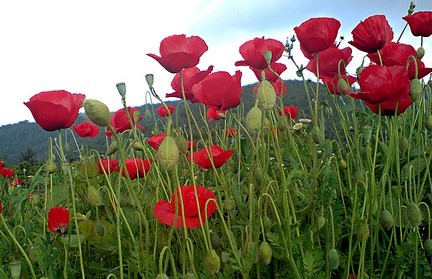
[1,0,431,126]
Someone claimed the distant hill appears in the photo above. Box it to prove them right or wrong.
[0,79,328,165]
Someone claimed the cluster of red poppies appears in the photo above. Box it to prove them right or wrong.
[294,12,432,115]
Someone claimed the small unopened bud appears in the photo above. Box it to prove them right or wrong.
[258,80,276,109]
[144,108,152,121]
[407,203,422,227]
[45,161,57,173]
[328,249,340,270]
[83,99,111,127]
[337,78,349,93]
[398,136,409,154]
[174,134,188,153]
[311,126,323,144]
[246,107,262,133]
[106,141,119,156]
[258,241,273,265]
[87,186,102,206]
[357,220,370,242]
[263,50,272,65]
[116,82,126,98]
[425,115,432,131]
[362,125,372,143]
[417,46,425,60]
[145,74,154,88]
[410,78,423,101]
[9,261,22,279]
[205,249,220,273]
[156,135,180,170]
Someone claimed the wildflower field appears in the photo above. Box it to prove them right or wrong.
[2,3,432,278]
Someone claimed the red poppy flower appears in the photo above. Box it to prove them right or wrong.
[9,178,22,187]
[235,37,285,70]
[294,17,341,57]
[153,185,217,228]
[224,128,239,138]
[156,105,175,117]
[147,134,167,150]
[345,65,412,115]
[206,108,225,120]
[97,158,119,174]
[187,145,234,169]
[278,106,299,119]
[403,11,432,37]
[0,161,4,169]
[24,90,85,131]
[250,62,287,83]
[349,15,393,53]
[0,202,2,213]
[322,74,357,95]
[0,167,14,178]
[147,34,208,73]
[166,66,213,102]
[306,47,353,79]
[367,42,432,79]
[105,107,145,137]
[192,71,242,111]
[73,121,99,138]
[115,158,153,179]
[48,206,69,233]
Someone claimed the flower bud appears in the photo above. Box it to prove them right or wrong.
[317,216,326,230]
[417,46,425,60]
[425,115,432,131]
[425,239,432,255]
[116,82,126,98]
[362,125,372,143]
[156,135,180,170]
[257,80,276,109]
[356,65,364,76]
[339,159,348,169]
[379,210,394,230]
[277,116,290,132]
[398,136,409,154]
[328,248,339,270]
[357,220,369,242]
[410,78,423,101]
[83,99,111,127]
[145,74,154,88]
[246,107,262,133]
[205,249,220,273]
[223,197,235,212]
[45,161,57,173]
[407,203,422,227]
[132,141,145,152]
[174,134,188,154]
[155,273,169,279]
[258,241,273,265]
[9,261,22,279]
[87,185,102,206]
[106,141,118,156]
[337,77,349,92]
[263,50,272,65]
[210,231,222,250]
[144,108,152,121]
[311,126,323,144]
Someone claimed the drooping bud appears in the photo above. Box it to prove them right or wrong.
[258,241,273,265]
[156,135,180,170]
[379,210,394,230]
[417,46,425,60]
[116,82,126,99]
[398,136,409,154]
[311,126,323,144]
[145,74,154,88]
[83,99,111,127]
[410,78,423,101]
[144,108,152,121]
[424,239,432,254]
[246,107,262,133]
[45,161,57,173]
[407,203,422,227]
[87,186,102,206]
[132,141,145,152]
[106,141,119,156]
[257,80,276,109]
[424,115,432,131]
[328,248,340,270]
[357,220,370,242]
[174,133,188,154]
[337,77,349,93]
[317,216,326,229]
[223,197,235,212]
[205,249,220,273]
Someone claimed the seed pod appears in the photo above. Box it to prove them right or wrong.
[205,249,220,273]
[156,136,180,170]
[258,241,273,265]
[410,78,423,101]
[379,210,394,230]
[328,248,339,270]
[246,107,262,133]
[425,115,432,131]
[83,99,111,127]
[257,80,276,109]
[406,203,422,227]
